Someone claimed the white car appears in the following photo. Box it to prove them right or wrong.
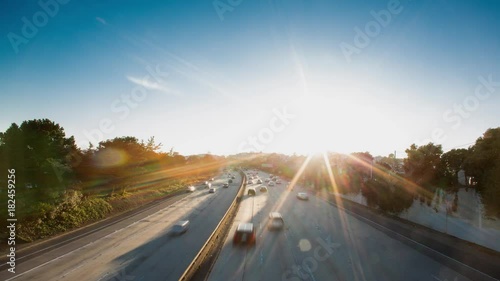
[187,186,195,192]
[268,212,284,230]
[269,181,275,186]
[297,192,309,200]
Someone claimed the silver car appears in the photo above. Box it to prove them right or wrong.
[297,192,309,200]
[268,212,284,230]
[171,220,190,235]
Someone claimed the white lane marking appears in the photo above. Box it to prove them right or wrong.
[96,271,111,281]
[60,262,85,278]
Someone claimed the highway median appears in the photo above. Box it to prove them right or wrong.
[179,170,247,281]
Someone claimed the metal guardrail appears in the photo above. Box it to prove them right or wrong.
[178,170,247,281]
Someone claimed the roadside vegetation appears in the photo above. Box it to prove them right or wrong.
[237,127,500,218]
[0,119,225,244]
[1,118,498,244]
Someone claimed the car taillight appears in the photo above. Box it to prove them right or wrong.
[250,233,256,244]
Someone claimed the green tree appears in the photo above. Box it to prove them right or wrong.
[377,154,399,172]
[0,119,79,204]
[482,163,500,217]
[349,152,373,172]
[404,143,443,185]
[441,148,469,185]
[463,128,500,216]
[463,128,500,186]
[96,137,152,176]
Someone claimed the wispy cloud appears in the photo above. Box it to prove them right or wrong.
[126,75,180,96]
[139,39,244,102]
[96,17,107,25]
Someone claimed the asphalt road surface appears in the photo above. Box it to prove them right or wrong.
[0,172,242,281]
[208,170,475,281]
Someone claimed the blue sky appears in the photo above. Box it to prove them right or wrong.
[1,0,499,156]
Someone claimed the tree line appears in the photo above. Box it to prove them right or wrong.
[403,127,500,216]
[237,127,500,217]
[1,118,498,241]
[0,118,224,240]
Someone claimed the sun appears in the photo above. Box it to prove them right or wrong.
[289,94,359,155]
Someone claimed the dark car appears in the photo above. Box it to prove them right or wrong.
[228,179,233,184]
[247,188,256,196]
[233,223,256,246]
[223,183,229,188]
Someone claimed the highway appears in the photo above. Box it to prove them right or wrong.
[208,170,476,281]
[0,172,243,281]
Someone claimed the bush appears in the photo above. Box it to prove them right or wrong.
[362,178,414,215]
[17,192,112,242]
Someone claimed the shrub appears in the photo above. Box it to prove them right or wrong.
[17,192,112,242]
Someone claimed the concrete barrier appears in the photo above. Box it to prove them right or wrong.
[178,170,247,281]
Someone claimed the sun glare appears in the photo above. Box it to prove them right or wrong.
[290,94,364,155]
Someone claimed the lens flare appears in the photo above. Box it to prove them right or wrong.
[94,148,129,168]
